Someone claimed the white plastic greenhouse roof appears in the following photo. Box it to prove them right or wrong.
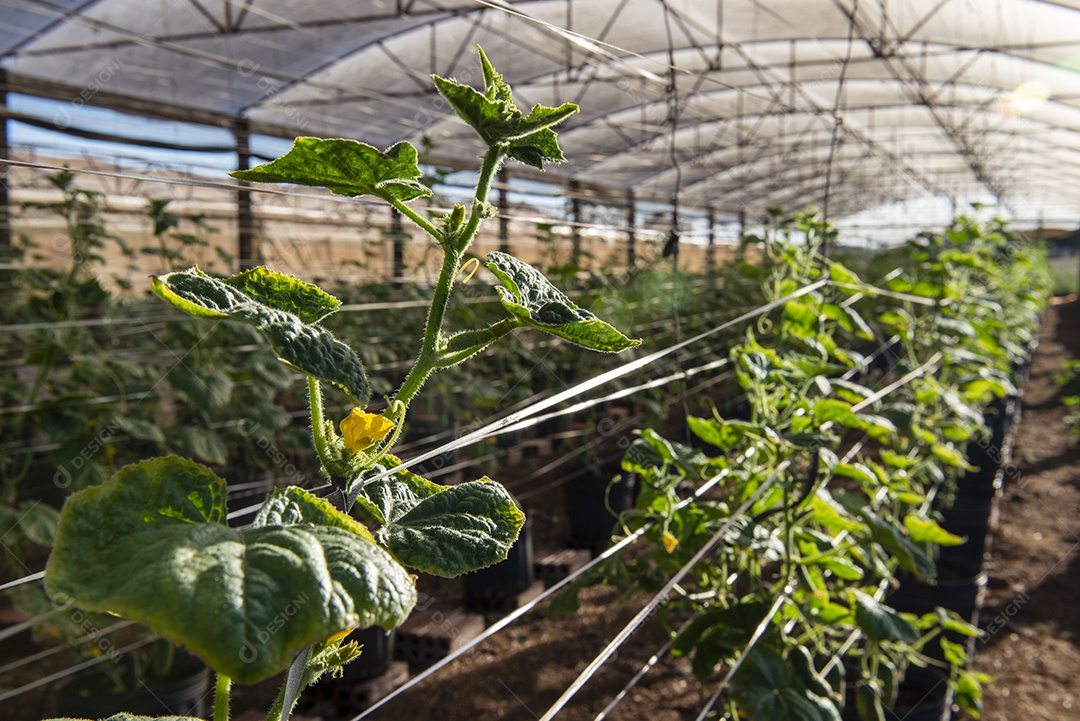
[4,0,1080,222]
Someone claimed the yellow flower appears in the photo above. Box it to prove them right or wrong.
[340,409,395,452]
[661,530,679,554]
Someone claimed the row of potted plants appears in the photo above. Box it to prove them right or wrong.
[556,211,1050,720]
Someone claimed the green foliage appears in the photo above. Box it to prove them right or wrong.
[486,251,640,352]
[46,458,415,684]
[431,47,577,168]
[565,209,1050,721]
[352,457,525,577]
[230,139,431,203]
[42,47,631,721]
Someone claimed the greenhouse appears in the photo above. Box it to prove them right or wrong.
[1,1,1079,720]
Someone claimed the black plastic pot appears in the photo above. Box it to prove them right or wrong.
[889,571,987,622]
[889,571,987,666]
[564,471,637,553]
[340,626,396,682]
[964,395,1016,483]
[52,654,210,719]
[465,516,534,608]
[954,465,1003,501]
[885,666,951,721]
[936,496,995,576]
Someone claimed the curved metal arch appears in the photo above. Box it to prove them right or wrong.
[597,94,1080,192]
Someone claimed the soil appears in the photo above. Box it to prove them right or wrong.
[6,300,1080,721]
[964,296,1080,720]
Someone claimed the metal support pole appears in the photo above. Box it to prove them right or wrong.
[626,190,636,269]
[706,205,716,284]
[569,179,582,267]
[498,167,509,255]
[0,70,11,250]
[234,118,254,270]
[391,208,405,281]
[738,209,747,255]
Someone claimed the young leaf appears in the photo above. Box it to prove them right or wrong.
[229,138,431,203]
[813,399,862,429]
[832,462,878,486]
[44,458,415,685]
[432,47,577,168]
[153,267,369,405]
[352,458,525,577]
[860,511,936,579]
[904,513,966,546]
[378,480,525,577]
[485,251,639,352]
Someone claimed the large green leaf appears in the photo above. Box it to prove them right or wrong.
[254,486,376,543]
[226,266,341,323]
[731,646,842,721]
[351,458,525,577]
[432,47,577,168]
[153,267,369,405]
[350,457,444,525]
[485,251,639,352]
[860,511,936,579]
[229,138,431,202]
[851,590,919,644]
[45,458,415,685]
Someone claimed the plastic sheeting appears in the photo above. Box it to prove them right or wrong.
[4,0,1080,222]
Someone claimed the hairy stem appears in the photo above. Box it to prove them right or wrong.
[307,376,335,469]
[387,195,442,240]
[392,144,507,408]
[457,145,506,253]
[213,673,231,721]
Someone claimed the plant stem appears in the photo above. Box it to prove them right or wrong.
[438,318,521,368]
[307,376,335,469]
[457,146,506,253]
[387,196,442,240]
[265,684,286,721]
[392,144,506,408]
[213,672,231,721]
[392,249,460,408]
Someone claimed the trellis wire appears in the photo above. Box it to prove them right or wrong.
[1,156,714,242]
[0,278,897,608]
[1,346,927,705]
[342,280,828,495]
[0,277,876,595]
[691,590,791,721]
[591,629,682,721]
[538,352,940,719]
[534,461,792,721]
[0,620,136,677]
[0,636,160,704]
[0,285,931,699]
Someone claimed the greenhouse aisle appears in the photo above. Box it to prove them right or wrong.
[971,297,1080,720]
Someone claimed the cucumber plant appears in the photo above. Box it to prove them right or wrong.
[43,48,637,721]
[561,211,1049,720]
